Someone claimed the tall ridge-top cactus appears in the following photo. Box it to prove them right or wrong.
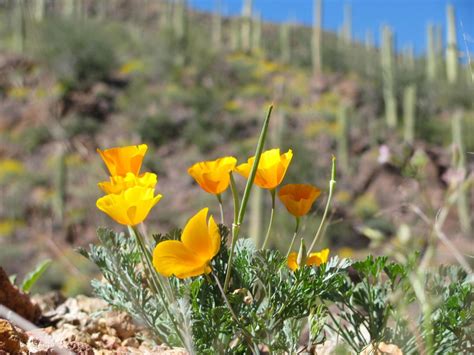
[33,0,44,21]
[160,0,173,31]
[173,0,187,42]
[280,22,291,64]
[342,3,352,43]
[446,4,458,84]
[312,0,323,74]
[96,0,108,20]
[15,0,30,53]
[403,44,415,71]
[403,85,417,144]
[426,24,437,80]
[435,24,443,56]
[230,16,240,51]
[173,0,188,65]
[337,25,345,56]
[212,0,222,51]
[365,30,374,77]
[240,0,253,53]
[62,0,74,17]
[381,25,397,128]
[54,143,68,227]
[451,112,471,234]
[251,12,262,53]
[76,0,87,20]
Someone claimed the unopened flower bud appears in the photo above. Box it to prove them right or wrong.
[297,239,307,267]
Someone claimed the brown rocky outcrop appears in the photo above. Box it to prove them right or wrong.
[0,267,41,323]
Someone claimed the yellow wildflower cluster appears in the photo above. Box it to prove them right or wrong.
[95,144,330,280]
[96,144,162,226]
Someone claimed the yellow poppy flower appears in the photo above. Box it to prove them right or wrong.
[188,156,237,195]
[278,184,321,217]
[287,248,329,271]
[152,208,220,279]
[98,172,157,194]
[97,144,148,177]
[96,186,162,226]
[236,148,293,189]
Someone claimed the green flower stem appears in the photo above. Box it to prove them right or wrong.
[217,193,225,225]
[308,156,336,254]
[237,105,273,225]
[261,189,276,249]
[230,173,239,225]
[128,226,186,348]
[223,104,273,293]
[212,272,258,352]
[286,216,300,257]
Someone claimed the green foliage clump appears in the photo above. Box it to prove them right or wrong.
[81,227,472,353]
[35,19,120,91]
[79,228,176,344]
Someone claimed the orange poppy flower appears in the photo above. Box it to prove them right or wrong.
[278,184,321,217]
[236,148,293,189]
[97,144,148,177]
[96,186,162,226]
[287,248,330,271]
[188,157,237,195]
[152,208,220,279]
[98,172,157,194]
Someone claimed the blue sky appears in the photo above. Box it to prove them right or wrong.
[188,0,474,57]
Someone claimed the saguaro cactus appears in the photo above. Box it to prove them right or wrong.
[173,0,187,65]
[173,0,187,42]
[365,30,374,77]
[403,44,415,70]
[159,0,173,30]
[230,17,240,51]
[403,85,417,144]
[342,3,352,43]
[451,112,471,234]
[212,1,222,51]
[33,0,44,21]
[381,25,397,128]
[280,22,291,64]
[312,0,323,74]
[54,144,68,226]
[251,12,262,53]
[435,25,443,57]
[19,0,27,53]
[62,0,75,17]
[446,4,458,84]
[426,24,437,80]
[240,0,253,53]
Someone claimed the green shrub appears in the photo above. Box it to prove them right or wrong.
[35,18,120,90]
[138,113,182,147]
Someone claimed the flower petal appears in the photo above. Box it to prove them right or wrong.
[181,208,219,261]
[97,144,148,176]
[153,240,209,279]
[207,215,221,258]
[307,248,330,267]
[96,194,130,225]
[236,148,292,189]
[188,156,237,194]
[287,252,299,271]
[96,187,161,226]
